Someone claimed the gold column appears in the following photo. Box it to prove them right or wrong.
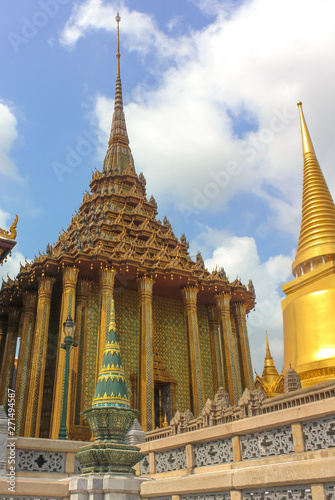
[0,317,7,374]
[70,278,91,428]
[207,304,222,393]
[15,291,38,435]
[24,276,55,437]
[181,286,204,417]
[137,276,155,431]
[97,267,117,374]
[232,301,254,390]
[0,307,21,409]
[215,292,241,404]
[50,266,79,439]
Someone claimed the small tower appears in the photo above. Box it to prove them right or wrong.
[254,332,283,397]
[75,299,144,474]
[282,103,335,387]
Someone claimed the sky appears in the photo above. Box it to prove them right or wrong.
[1,0,335,376]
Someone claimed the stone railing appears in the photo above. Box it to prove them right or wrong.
[0,437,83,499]
[139,395,335,500]
[13,436,83,476]
[145,380,335,441]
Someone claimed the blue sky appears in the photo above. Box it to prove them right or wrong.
[1,0,335,375]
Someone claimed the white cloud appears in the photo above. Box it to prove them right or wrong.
[188,0,235,17]
[0,102,21,180]
[0,209,11,229]
[0,209,24,281]
[60,0,194,61]
[201,231,293,373]
[85,0,335,243]
[0,249,25,283]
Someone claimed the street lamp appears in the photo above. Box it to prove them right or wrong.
[58,314,78,440]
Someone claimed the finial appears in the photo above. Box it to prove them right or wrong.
[265,331,271,357]
[115,12,121,79]
[162,414,168,427]
[297,101,315,156]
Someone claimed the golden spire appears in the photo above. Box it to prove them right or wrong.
[292,103,335,276]
[265,330,271,358]
[116,12,121,79]
[102,12,135,176]
[261,331,279,385]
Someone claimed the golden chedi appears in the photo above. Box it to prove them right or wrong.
[254,332,283,397]
[282,103,335,387]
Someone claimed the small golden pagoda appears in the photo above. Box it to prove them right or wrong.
[0,15,255,439]
[254,332,283,397]
[282,103,335,387]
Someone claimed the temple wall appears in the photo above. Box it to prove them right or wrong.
[115,288,140,402]
[153,295,189,412]
[139,395,335,499]
[82,282,100,412]
[14,277,250,437]
[0,387,333,499]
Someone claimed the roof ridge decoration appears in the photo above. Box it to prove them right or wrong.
[0,215,18,241]
[292,102,335,276]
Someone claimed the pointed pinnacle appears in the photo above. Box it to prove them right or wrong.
[265,331,271,358]
[292,103,335,275]
[297,102,316,156]
[116,12,121,79]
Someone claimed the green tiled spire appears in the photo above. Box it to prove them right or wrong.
[92,300,130,408]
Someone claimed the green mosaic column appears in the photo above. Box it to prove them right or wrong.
[71,278,91,428]
[15,291,38,436]
[24,276,55,437]
[137,276,154,432]
[207,304,222,393]
[215,292,242,404]
[0,307,21,409]
[51,266,79,439]
[0,318,7,376]
[181,286,204,417]
[232,301,254,391]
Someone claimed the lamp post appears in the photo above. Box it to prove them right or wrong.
[58,314,78,440]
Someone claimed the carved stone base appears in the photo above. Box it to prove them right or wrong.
[68,424,92,441]
[76,441,144,475]
[75,406,144,475]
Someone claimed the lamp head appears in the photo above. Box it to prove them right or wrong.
[63,314,75,338]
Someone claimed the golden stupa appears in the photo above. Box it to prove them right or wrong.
[282,103,335,387]
[254,332,283,397]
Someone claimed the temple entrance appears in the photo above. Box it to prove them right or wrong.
[154,382,172,428]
